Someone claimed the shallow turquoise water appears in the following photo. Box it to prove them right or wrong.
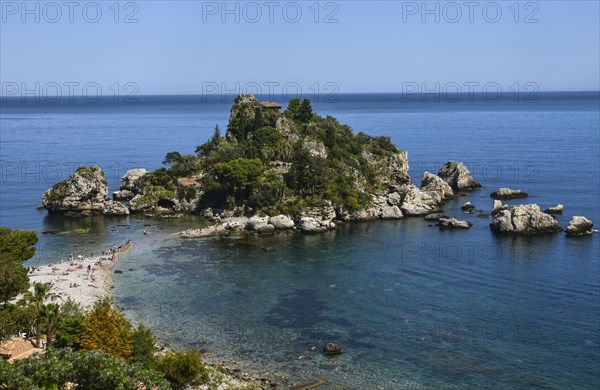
[2,94,599,388]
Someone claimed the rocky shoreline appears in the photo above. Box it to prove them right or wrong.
[41,160,595,238]
[38,93,595,238]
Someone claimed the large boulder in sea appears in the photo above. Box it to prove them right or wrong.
[42,165,108,216]
[544,204,564,214]
[490,204,562,234]
[247,216,275,233]
[566,216,593,236]
[399,184,440,216]
[490,188,528,199]
[437,161,481,191]
[268,215,295,229]
[420,171,453,204]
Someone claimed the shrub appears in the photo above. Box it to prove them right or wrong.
[0,349,170,390]
[157,350,208,390]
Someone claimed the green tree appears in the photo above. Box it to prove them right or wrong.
[77,298,133,359]
[41,303,61,346]
[0,303,36,341]
[0,227,38,263]
[247,126,284,161]
[253,107,265,130]
[0,260,29,307]
[157,350,208,390]
[20,282,61,347]
[130,324,156,367]
[196,125,222,157]
[212,158,265,202]
[285,98,301,120]
[0,227,38,305]
[298,98,314,123]
[163,151,183,166]
[286,146,327,196]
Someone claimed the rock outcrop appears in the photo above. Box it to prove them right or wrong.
[297,217,334,233]
[544,204,564,214]
[490,188,528,199]
[566,216,593,236]
[399,185,439,216]
[268,215,295,229]
[103,200,129,216]
[342,193,403,221]
[437,161,481,191]
[490,204,562,234]
[247,216,275,233]
[42,166,109,216]
[113,169,147,200]
[420,171,454,204]
[492,200,507,215]
[438,218,472,229]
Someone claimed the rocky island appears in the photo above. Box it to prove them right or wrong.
[42,94,594,236]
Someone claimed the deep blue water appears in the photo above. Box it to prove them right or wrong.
[1,93,599,389]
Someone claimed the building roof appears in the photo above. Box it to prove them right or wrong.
[0,338,44,363]
[177,178,200,186]
[259,102,283,109]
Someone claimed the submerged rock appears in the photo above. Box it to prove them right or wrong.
[323,343,343,355]
[566,216,593,236]
[424,213,447,221]
[544,204,564,214]
[42,165,108,215]
[437,161,481,191]
[461,202,475,213]
[490,188,528,199]
[438,217,473,229]
[420,171,454,204]
[490,204,562,234]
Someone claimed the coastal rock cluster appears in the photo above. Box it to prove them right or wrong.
[40,94,594,239]
[566,216,594,236]
[41,166,128,216]
[437,161,481,191]
[490,204,562,234]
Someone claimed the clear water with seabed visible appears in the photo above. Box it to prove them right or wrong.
[1,93,598,388]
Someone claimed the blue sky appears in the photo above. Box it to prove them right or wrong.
[1,1,599,95]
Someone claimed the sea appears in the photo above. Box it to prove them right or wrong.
[1,92,599,389]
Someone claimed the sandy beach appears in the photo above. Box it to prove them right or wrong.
[24,240,135,309]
